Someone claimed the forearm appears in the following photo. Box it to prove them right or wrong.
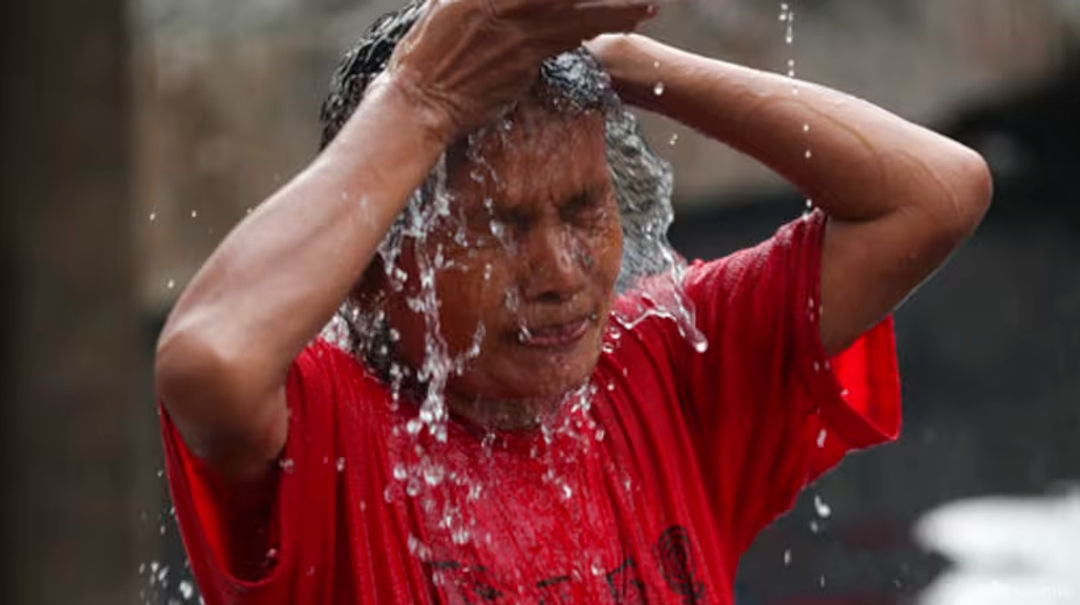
[599,35,986,224]
[157,76,450,403]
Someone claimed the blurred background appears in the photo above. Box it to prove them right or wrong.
[1,0,1077,603]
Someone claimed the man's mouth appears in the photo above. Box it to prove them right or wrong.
[514,313,597,349]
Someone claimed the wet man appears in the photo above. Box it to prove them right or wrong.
[154,0,992,602]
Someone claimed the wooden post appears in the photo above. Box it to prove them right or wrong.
[0,0,145,602]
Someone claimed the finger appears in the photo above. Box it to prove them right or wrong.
[573,4,655,36]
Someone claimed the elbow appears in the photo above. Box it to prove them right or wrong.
[891,144,993,271]
[911,144,993,255]
[154,319,251,448]
[155,322,288,474]
[940,145,994,242]
[155,321,233,421]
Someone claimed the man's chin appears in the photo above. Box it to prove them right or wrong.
[514,362,596,401]
[455,362,593,401]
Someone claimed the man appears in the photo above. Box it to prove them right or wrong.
[154,0,992,603]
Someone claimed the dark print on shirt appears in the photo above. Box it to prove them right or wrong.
[606,556,647,605]
[428,524,705,604]
[654,525,705,604]
[536,574,572,605]
[429,560,503,603]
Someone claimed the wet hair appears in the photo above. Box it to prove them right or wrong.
[318,2,618,150]
[319,2,682,360]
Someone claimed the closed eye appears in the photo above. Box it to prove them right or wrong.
[560,186,607,223]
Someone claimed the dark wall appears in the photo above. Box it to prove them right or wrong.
[0,1,145,603]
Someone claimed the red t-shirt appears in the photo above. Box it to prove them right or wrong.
[161,211,901,604]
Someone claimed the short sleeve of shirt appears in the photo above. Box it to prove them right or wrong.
[159,340,372,605]
[676,210,901,558]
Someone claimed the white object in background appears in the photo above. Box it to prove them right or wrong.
[914,485,1080,605]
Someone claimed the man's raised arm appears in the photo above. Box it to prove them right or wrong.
[154,77,452,481]
[588,34,992,355]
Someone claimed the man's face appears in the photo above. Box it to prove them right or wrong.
[379,101,622,421]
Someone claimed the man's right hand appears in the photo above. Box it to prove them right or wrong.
[388,0,657,138]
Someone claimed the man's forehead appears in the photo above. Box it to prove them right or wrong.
[447,107,609,206]
[464,101,604,153]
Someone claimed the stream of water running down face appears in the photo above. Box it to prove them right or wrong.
[316,87,708,578]
[310,47,718,595]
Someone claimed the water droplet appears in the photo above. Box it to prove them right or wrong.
[804,149,813,159]
[819,574,827,588]
[423,462,445,486]
[179,580,194,600]
[783,548,792,566]
[392,463,407,481]
[166,279,175,289]
[148,211,157,222]
[190,210,198,218]
[809,519,820,533]
[279,458,295,473]
[516,324,532,344]
[814,494,832,518]
[816,428,827,448]
[653,82,665,96]
[451,527,470,545]
[668,133,679,146]
[803,123,811,133]
[336,457,346,472]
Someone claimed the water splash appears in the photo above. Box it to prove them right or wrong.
[316,29,707,586]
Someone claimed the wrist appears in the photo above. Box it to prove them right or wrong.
[588,34,666,110]
[366,70,459,149]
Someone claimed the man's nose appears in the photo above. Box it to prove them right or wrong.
[520,225,587,303]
